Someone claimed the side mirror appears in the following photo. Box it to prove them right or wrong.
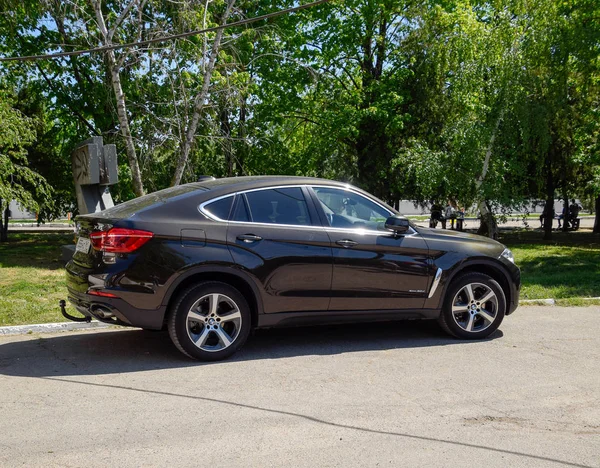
[385,215,410,234]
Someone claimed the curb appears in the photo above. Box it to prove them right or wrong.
[519,297,600,306]
[519,298,556,306]
[0,321,113,336]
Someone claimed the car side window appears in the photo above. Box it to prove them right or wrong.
[203,196,234,221]
[312,187,391,231]
[244,188,312,226]
[231,194,250,222]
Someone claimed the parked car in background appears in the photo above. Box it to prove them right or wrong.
[63,176,520,360]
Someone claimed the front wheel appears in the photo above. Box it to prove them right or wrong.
[438,272,506,340]
[168,282,251,361]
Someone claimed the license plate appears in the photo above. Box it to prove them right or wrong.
[76,237,91,254]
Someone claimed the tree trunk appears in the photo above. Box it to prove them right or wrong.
[474,110,504,239]
[237,95,247,174]
[477,201,498,239]
[594,194,600,234]
[172,0,236,186]
[219,105,234,177]
[91,0,145,198]
[562,193,569,232]
[0,200,8,242]
[543,152,554,241]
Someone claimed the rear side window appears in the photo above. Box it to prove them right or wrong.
[203,196,233,221]
[245,188,312,226]
[231,195,250,222]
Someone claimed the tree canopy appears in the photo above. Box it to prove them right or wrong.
[0,0,599,239]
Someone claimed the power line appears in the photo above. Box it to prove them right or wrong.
[0,0,333,63]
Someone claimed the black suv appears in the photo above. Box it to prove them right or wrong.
[64,176,520,360]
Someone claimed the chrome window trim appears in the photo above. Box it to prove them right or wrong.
[198,194,235,222]
[310,185,417,236]
[324,226,417,237]
[310,184,394,218]
[197,183,413,236]
[199,185,317,228]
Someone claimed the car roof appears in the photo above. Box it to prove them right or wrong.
[194,176,356,199]
[198,176,349,191]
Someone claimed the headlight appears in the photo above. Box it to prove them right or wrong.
[500,248,514,263]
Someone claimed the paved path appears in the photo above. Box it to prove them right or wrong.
[412,216,595,230]
[0,306,598,467]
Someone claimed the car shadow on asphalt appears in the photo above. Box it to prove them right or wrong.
[0,320,502,378]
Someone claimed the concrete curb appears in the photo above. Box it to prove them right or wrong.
[519,297,600,306]
[0,321,113,336]
[519,298,556,305]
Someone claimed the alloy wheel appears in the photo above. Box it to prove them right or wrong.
[186,293,243,352]
[451,282,498,333]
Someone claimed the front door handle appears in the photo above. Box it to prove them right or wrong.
[237,234,263,243]
[336,239,358,248]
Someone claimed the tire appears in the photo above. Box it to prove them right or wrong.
[167,281,252,361]
[438,272,506,340]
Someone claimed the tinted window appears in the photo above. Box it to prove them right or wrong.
[313,187,391,230]
[231,195,250,222]
[245,188,311,226]
[204,196,233,220]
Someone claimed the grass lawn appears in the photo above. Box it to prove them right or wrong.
[0,233,73,326]
[0,230,599,327]
[500,230,600,305]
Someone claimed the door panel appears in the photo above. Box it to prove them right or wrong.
[308,185,431,311]
[227,188,332,314]
[326,229,431,310]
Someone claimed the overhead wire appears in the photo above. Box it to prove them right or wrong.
[0,0,333,63]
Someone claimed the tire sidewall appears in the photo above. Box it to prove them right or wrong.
[170,282,251,361]
[441,273,506,339]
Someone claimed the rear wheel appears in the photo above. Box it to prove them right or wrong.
[168,282,251,361]
[438,272,506,339]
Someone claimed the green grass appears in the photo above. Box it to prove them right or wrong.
[500,230,600,304]
[0,233,73,326]
[0,230,599,327]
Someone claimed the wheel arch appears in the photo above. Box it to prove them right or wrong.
[441,260,512,309]
[162,267,263,328]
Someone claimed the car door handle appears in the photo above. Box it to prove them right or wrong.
[237,234,263,243]
[336,239,358,248]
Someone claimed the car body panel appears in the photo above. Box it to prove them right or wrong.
[324,228,431,310]
[226,221,333,313]
[65,176,520,331]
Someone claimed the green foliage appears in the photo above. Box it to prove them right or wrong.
[0,92,52,218]
[0,0,599,224]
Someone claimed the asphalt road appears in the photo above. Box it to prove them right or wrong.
[0,306,598,468]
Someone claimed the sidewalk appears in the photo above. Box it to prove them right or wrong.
[411,216,595,230]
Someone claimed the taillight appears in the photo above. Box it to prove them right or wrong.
[90,228,153,253]
[87,289,118,297]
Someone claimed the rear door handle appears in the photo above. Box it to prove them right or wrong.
[237,234,263,243]
[336,239,358,248]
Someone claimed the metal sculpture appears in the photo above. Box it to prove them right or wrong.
[71,136,118,214]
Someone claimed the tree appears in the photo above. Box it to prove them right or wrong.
[0,93,51,241]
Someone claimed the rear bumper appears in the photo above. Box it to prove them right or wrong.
[65,290,166,329]
[65,259,167,330]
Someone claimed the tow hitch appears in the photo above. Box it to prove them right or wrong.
[59,299,91,323]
